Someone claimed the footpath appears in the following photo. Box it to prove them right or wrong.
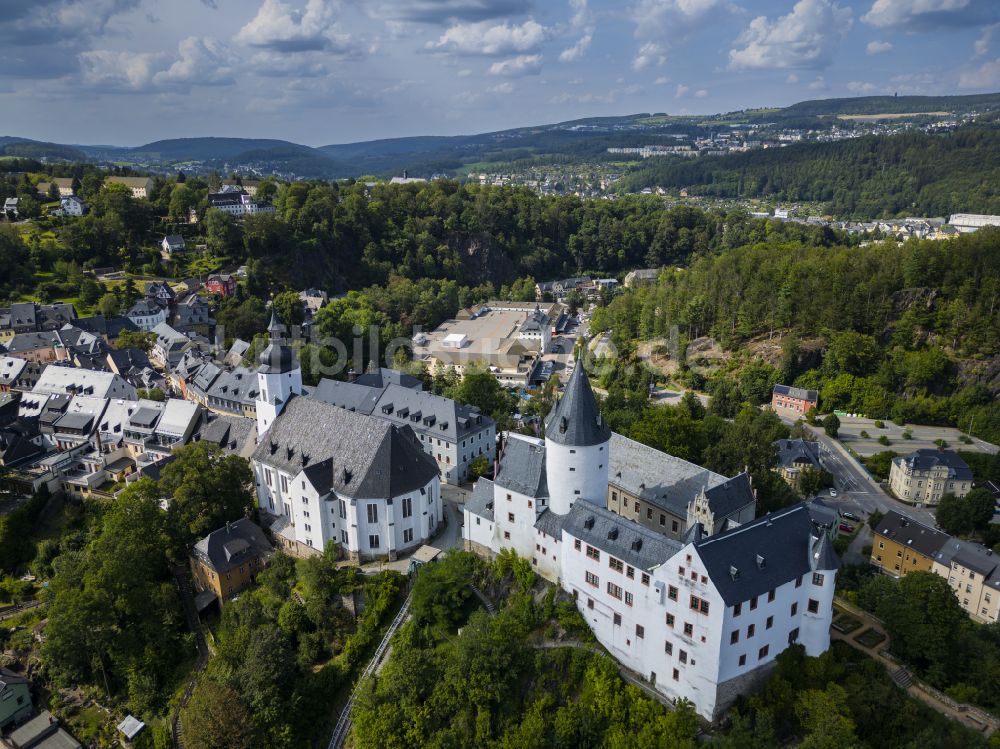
[833,598,999,738]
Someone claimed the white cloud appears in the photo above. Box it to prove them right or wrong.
[786,73,799,83]
[959,57,1000,88]
[654,75,671,85]
[975,23,1000,56]
[675,83,689,97]
[428,19,546,55]
[846,80,877,92]
[488,81,514,93]
[488,54,542,76]
[457,68,473,76]
[560,32,592,62]
[694,88,708,97]
[630,0,725,38]
[632,41,667,70]
[729,0,852,70]
[236,0,356,54]
[79,49,164,91]
[866,40,892,54]
[807,75,827,90]
[862,0,971,28]
[153,37,233,86]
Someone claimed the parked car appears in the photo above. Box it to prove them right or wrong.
[829,489,838,497]
[841,511,861,522]
[838,523,855,534]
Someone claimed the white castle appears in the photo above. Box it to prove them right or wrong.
[463,364,838,720]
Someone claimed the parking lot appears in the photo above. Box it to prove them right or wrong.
[835,415,998,458]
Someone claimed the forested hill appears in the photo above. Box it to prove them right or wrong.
[775,93,1000,118]
[617,129,1000,218]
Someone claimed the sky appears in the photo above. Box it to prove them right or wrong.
[2,0,1000,147]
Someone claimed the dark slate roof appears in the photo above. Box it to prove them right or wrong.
[563,500,683,571]
[107,348,150,373]
[807,497,838,528]
[310,378,384,415]
[374,384,492,441]
[467,477,495,521]
[774,438,822,470]
[0,667,29,687]
[810,533,841,571]
[874,510,950,559]
[695,503,834,606]
[128,299,163,317]
[544,364,610,447]
[534,508,568,539]
[192,518,273,575]
[894,449,973,482]
[609,433,726,516]
[703,472,756,519]
[7,331,61,353]
[933,538,1000,590]
[495,435,548,498]
[196,415,256,455]
[252,396,439,498]
[354,367,422,390]
[204,367,258,405]
[258,317,295,374]
[773,384,818,401]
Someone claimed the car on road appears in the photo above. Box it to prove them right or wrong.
[838,523,855,534]
[829,489,838,497]
[841,511,861,522]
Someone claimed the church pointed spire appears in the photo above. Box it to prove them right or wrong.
[544,362,611,447]
[268,308,286,339]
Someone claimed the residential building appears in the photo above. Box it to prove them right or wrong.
[144,282,176,309]
[932,538,1000,624]
[51,196,86,217]
[104,175,153,199]
[3,197,18,220]
[889,449,973,506]
[126,299,167,332]
[299,288,328,315]
[205,274,236,297]
[870,510,949,576]
[37,177,74,197]
[32,366,135,400]
[412,301,563,387]
[172,295,211,335]
[770,385,818,416]
[535,277,591,300]
[0,357,28,393]
[1,710,81,749]
[773,438,824,487]
[0,668,31,731]
[310,370,496,485]
[161,235,185,256]
[0,303,77,341]
[150,323,190,370]
[623,269,660,288]
[190,518,273,608]
[222,178,261,196]
[463,364,837,720]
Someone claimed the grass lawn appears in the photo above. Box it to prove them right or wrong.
[832,615,862,634]
[855,627,887,649]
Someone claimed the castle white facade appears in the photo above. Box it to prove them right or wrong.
[463,365,838,720]
[251,313,442,560]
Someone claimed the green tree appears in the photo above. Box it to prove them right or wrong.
[158,442,254,548]
[204,208,242,256]
[98,292,120,318]
[116,329,156,353]
[936,488,996,537]
[182,679,257,749]
[446,367,513,423]
[271,290,305,328]
[823,413,840,437]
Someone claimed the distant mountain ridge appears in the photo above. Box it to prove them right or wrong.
[3,92,999,178]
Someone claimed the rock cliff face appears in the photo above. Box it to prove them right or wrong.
[451,232,514,288]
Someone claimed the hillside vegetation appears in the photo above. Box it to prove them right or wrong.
[618,129,1000,218]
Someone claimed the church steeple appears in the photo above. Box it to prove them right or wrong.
[256,308,302,436]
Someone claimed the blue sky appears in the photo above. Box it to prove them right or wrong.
[2,0,999,146]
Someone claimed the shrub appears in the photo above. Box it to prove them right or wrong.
[860,430,870,438]
[874,420,885,429]
[902,429,913,440]
[934,438,948,448]
[877,435,891,446]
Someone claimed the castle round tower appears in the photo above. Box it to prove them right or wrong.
[544,363,611,515]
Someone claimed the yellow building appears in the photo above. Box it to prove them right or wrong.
[870,510,949,577]
[190,518,273,609]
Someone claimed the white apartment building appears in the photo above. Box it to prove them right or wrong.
[463,364,838,720]
[888,449,973,506]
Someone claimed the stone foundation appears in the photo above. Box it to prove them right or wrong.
[712,660,779,720]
